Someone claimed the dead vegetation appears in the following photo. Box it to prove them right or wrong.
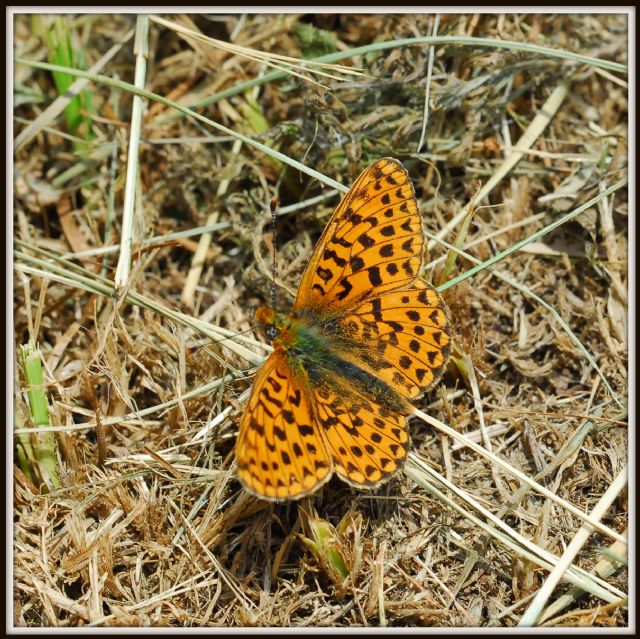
[13,12,628,628]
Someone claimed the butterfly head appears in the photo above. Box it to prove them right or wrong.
[255,306,294,345]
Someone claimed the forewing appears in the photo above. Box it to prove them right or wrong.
[236,351,332,501]
[339,283,451,400]
[312,385,410,488]
[295,158,423,312]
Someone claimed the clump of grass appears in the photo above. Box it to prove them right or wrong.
[18,341,60,490]
[40,15,95,143]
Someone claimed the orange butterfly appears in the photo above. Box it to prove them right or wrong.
[236,158,451,501]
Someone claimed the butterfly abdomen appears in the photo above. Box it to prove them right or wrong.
[311,355,409,415]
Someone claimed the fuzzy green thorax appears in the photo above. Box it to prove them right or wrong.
[254,306,408,414]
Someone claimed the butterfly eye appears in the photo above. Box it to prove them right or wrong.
[266,325,279,342]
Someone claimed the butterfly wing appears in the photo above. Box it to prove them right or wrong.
[311,385,410,487]
[294,157,451,401]
[236,350,332,500]
[294,158,424,313]
[338,283,451,401]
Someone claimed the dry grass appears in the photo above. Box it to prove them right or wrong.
[13,12,629,628]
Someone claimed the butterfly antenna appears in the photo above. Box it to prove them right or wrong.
[188,325,264,355]
[270,196,278,311]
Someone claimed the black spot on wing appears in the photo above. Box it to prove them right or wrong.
[323,248,347,267]
[350,255,365,271]
[368,267,382,286]
[357,233,375,248]
[336,278,353,300]
[386,263,399,275]
[316,266,333,282]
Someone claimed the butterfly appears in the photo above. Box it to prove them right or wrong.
[236,158,451,501]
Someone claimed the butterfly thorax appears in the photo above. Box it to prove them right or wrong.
[255,306,335,365]
[255,305,409,415]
